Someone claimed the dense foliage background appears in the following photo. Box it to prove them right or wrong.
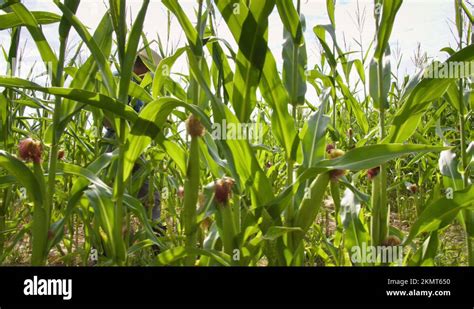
[0,0,473,266]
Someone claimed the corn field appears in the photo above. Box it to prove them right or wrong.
[0,0,473,266]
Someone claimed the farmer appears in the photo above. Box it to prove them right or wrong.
[103,48,163,229]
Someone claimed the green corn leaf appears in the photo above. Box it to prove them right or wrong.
[386,43,474,143]
[335,75,369,133]
[0,175,16,189]
[282,13,307,106]
[58,0,80,39]
[276,0,303,45]
[163,78,187,101]
[215,200,238,257]
[0,76,138,123]
[128,81,154,104]
[373,0,403,61]
[0,226,28,263]
[215,0,297,160]
[263,226,303,241]
[162,0,202,56]
[438,149,464,191]
[316,144,448,171]
[461,0,474,23]
[207,38,235,102]
[352,59,366,83]
[444,80,469,115]
[0,150,43,207]
[54,0,117,96]
[211,0,275,121]
[123,97,211,182]
[57,12,114,133]
[293,172,330,241]
[301,89,330,168]
[326,0,336,26]
[259,50,299,161]
[0,11,61,29]
[7,2,58,80]
[48,152,117,250]
[85,185,122,260]
[155,246,231,266]
[118,0,150,102]
[109,0,126,64]
[369,45,391,110]
[405,185,474,244]
[314,24,347,70]
[186,50,275,207]
[231,0,274,121]
[340,188,368,265]
[408,232,439,266]
[157,138,187,175]
[313,25,337,69]
[60,162,164,252]
[152,47,187,98]
[0,151,47,265]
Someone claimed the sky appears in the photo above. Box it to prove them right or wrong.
[0,0,465,92]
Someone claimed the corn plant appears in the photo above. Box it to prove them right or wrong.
[0,0,473,266]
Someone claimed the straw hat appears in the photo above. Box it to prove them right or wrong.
[137,48,162,66]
